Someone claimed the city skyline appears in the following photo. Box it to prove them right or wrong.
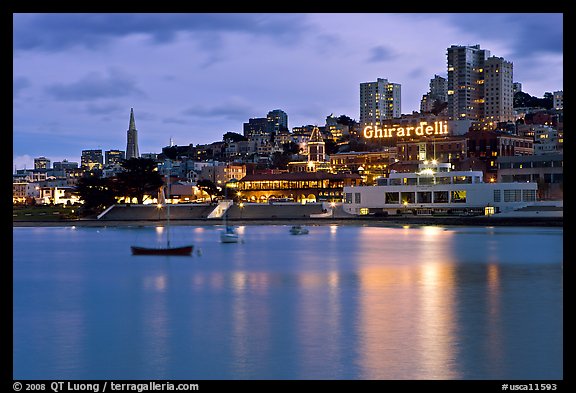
[13,13,563,170]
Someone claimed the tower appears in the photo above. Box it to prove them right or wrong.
[360,78,401,127]
[126,108,140,159]
[446,44,490,121]
[307,126,325,162]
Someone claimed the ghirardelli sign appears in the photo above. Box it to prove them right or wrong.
[363,121,449,139]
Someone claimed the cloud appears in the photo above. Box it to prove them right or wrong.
[182,97,256,120]
[13,76,31,98]
[442,13,563,59]
[13,13,311,52]
[367,45,395,62]
[45,69,144,101]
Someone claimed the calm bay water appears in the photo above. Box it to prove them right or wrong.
[13,224,563,380]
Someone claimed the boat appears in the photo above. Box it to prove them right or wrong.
[219,184,240,243]
[289,225,309,235]
[220,225,240,243]
[131,169,194,256]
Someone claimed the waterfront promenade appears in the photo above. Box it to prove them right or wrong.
[13,202,563,227]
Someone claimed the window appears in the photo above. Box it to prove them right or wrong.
[355,193,361,204]
[522,190,536,202]
[417,191,432,203]
[385,192,399,204]
[493,189,501,202]
[451,190,466,203]
[345,193,353,204]
[504,189,522,202]
[434,191,449,203]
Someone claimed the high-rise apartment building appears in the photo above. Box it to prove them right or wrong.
[266,109,288,134]
[105,149,126,166]
[447,44,490,121]
[81,149,103,170]
[484,56,514,124]
[360,78,401,126]
[420,74,448,113]
[34,156,50,170]
[126,108,140,159]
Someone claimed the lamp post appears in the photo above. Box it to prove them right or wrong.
[239,202,244,220]
[330,201,336,219]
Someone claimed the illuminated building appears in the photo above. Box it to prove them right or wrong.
[237,172,361,203]
[343,160,539,216]
[483,56,514,124]
[447,44,490,122]
[105,150,126,166]
[553,90,563,110]
[360,78,401,127]
[81,149,103,170]
[497,153,563,200]
[126,108,140,159]
[396,136,468,162]
[34,156,50,170]
[329,150,397,185]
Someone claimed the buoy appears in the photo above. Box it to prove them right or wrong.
[196,248,203,256]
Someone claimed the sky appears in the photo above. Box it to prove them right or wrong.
[12,12,563,171]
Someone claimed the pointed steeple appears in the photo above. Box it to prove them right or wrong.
[129,107,136,131]
[126,107,140,159]
[309,126,323,142]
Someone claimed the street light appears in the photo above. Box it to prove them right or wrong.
[330,201,336,218]
[239,202,244,219]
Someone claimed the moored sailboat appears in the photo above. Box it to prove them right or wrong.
[131,169,194,256]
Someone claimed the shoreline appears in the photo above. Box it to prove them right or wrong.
[13,215,563,228]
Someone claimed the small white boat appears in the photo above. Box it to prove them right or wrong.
[289,225,309,235]
[220,225,240,243]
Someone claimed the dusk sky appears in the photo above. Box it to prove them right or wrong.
[13,13,563,171]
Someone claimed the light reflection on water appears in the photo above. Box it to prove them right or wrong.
[13,224,563,380]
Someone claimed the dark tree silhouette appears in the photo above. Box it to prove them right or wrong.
[116,158,164,204]
[197,179,222,202]
[75,175,117,216]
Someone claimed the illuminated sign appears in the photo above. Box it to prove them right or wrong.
[363,121,448,139]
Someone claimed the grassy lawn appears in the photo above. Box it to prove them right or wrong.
[13,205,79,221]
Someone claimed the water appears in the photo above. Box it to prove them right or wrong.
[13,224,563,380]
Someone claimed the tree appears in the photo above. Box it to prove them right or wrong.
[430,99,448,116]
[197,179,222,202]
[75,175,117,216]
[223,132,247,143]
[116,158,164,204]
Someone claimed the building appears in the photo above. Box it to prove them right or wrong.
[266,109,288,134]
[105,150,126,166]
[80,149,103,170]
[497,153,563,200]
[34,157,50,170]
[466,130,534,182]
[342,160,539,216]
[513,82,523,94]
[483,56,514,124]
[243,117,269,138]
[360,78,401,127]
[396,136,468,163]
[420,75,448,114]
[237,171,362,203]
[553,90,563,110]
[447,44,490,121]
[200,163,247,186]
[53,159,79,171]
[126,108,140,159]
